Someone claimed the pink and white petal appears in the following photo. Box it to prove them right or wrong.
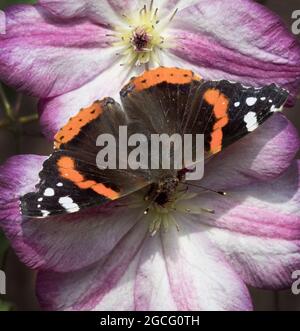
[0,155,47,269]
[199,114,299,190]
[0,5,117,98]
[158,0,199,14]
[39,61,137,139]
[135,222,252,311]
[39,0,198,24]
[183,160,300,289]
[134,234,178,310]
[206,226,300,290]
[0,155,143,272]
[158,221,252,311]
[169,0,300,105]
[39,0,138,26]
[36,219,149,311]
[158,50,198,68]
[37,218,251,311]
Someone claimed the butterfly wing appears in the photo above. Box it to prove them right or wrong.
[199,80,288,154]
[20,98,152,218]
[121,67,289,157]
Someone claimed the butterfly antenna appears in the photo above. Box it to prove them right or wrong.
[185,207,215,214]
[184,182,227,196]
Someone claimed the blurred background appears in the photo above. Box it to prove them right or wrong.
[0,0,300,311]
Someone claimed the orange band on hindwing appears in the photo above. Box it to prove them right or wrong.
[203,89,229,154]
[57,156,120,200]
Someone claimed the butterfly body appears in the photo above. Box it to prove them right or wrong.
[145,174,181,207]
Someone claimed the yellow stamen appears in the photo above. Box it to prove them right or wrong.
[113,1,176,67]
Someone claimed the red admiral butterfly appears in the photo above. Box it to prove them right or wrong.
[20,67,288,218]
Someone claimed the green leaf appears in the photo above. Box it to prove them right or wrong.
[0,0,36,9]
[0,299,13,311]
[0,230,9,267]
[0,231,11,311]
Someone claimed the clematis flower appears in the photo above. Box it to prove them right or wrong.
[0,0,300,139]
[0,113,300,311]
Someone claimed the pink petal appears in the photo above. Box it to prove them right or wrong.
[36,220,148,311]
[0,5,116,98]
[0,155,143,272]
[37,219,251,311]
[170,0,300,105]
[142,222,252,311]
[39,0,201,24]
[0,155,47,269]
[184,160,300,289]
[39,0,138,26]
[200,114,299,190]
[39,61,136,139]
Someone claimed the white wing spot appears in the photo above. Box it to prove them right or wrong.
[37,204,41,208]
[260,97,266,101]
[246,97,257,106]
[56,182,63,187]
[234,102,240,107]
[41,210,50,217]
[44,188,55,197]
[269,99,273,103]
[59,196,80,213]
[244,112,259,132]
[271,105,283,113]
[37,197,43,202]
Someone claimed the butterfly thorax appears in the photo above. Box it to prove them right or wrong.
[146,175,180,207]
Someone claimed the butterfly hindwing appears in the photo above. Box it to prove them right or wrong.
[20,151,112,218]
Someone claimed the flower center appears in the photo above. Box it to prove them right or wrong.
[131,26,152,52]
[144,186,226,236]
[113,1,177,67]
[146,194,180,236]
[127,183,223,236]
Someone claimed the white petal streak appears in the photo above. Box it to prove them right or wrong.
[134,234,177,311]
[134,216,252,311]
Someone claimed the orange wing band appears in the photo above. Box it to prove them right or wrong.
[54,101,103,149]
[203,89,229,154]
[131,67,201,92]
[57,156,120,200]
